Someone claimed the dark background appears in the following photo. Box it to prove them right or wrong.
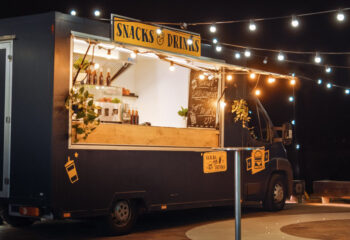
[2,0,350,192]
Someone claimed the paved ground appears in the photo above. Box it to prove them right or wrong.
[1,203,350,240]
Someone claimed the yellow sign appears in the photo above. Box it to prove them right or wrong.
[203,151,227,173]
[65,156,79,184]
[246,149,269,175]
[112,15,201,57]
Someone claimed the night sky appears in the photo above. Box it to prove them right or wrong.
[2,0,350,191]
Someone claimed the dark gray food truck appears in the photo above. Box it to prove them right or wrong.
[0,12,294,234]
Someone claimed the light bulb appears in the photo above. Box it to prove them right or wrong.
[255,89,261,96]
[235,52,241,59]
[94,63,100,70]
[325,66,332,73]
[213,38,218,44]
[244,49,251,57]
[296,144,300,150]
[268,77,275,83]
[291,15,299,28]
[70,10,77,16]
[94,10,101,17]
[314,53,322,63]
[263,57,268,64]
[317,79,322,85]
[199,74,205,80]
[169,62,175,71]
[249,20,256,31]
[187,37,193,45]
[289,96,294,102]
[220,101,226,108]
[226,75,233,81]
[291,120,295,125]
[327,83,332,89]
[250,73,256,79]
[209,25,217,33]
[156,28,162,35]
[337,10,345,22]
[216,45,222,52]
[345,89,350,95]
[277,51,285,61]
[290,79,296,85]
[130,51,137,59]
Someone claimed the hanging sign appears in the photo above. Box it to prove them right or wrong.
[111,14,201,57]
[203,151,227,173]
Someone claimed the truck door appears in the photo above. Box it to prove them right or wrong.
[0,41,12,198]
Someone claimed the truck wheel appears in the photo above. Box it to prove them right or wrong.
[1,208,35,227]
[106,199,138,235]
[263,174,287,211]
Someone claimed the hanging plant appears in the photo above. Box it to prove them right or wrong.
[65,86,101,143]
[73,57,90,72]
[231,99,256,139]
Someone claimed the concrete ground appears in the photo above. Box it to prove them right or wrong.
[1,203,350,239]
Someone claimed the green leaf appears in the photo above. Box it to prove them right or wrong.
[88,99,93,106]
[79,87,85,94]
[76,127,84,134]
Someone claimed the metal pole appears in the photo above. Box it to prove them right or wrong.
[234,150,241,240]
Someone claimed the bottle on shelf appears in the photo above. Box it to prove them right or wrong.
[106,68,111,86]
[130,110,134,124]
[87,66,93,85]
[98,69,104,86]
[135,110,139,125]
[92,70,98,85]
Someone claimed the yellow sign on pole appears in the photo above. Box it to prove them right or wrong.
[112,15,201,57]
[203,151,227,173]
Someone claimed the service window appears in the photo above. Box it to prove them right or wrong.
[69,37,221,148]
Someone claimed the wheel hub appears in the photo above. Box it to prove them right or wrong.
[113,201,131,227]
[273,183,284,202]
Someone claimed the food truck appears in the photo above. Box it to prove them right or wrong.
[0,12,294,234]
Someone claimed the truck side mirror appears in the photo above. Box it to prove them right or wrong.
[282,122,293,145]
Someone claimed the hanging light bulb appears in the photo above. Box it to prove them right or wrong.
[94,9,101,17]
[317,79,322,85]
[250,73,256,79]
[267,77,276,83]
[130,51,137,59]
[249,20,257,31]
[156,27,163,35]
[277,51,285,61]
[169,62,175,71]
[289,96,294,102]
[244,49,251,58]
[337,10,345,22]
[234,52,241,59]
[216,45,222,52]
[70,10,77,16]
[345,89,350,95]
[212,38,218,44]
[220,101,226,108]
[291,120,295,125]
[290,79,296,85]
[209,25,217,33]
[296,144,300,150]
[291,15,299,28]
[199,74,205,80]
[314,52,322,63]
[325,66,332,73]
[94,63,100,70]
[255,89,261,96]
[226,75,233,81]
[263,57,268,64]
[187,36,193,45]
[326,82,332,89]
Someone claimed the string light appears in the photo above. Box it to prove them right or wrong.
[130,51,137,59]
[255,89,261,96]
[187,36,193,45]
[290,79,296,85]
[267,77,276,83]
[213,38,218,44]
[234,52,241,59]
[244,49,251,57]
[70,10,77,16]
[220,101,226,108]
[327,82,332,89]
[337,10,345,22]
[277,51,285,61]
[291,15,299,28]
[317,79,322,85]
[94,10,101,17]
[156,28,163,35]
[199,74,205,80]
[209,25,217,33]
[296,144,300,150]
[250,73,256,79]
[263,57,268,64]
[169,62,175,71]
[226,75,233,81]
[345,89,350,95]
[291,120,295,125]
[94,63,100,70]
[249,20,257,31]
[314,52,322,63]
[216,45,222,52]
[325,66,332,73]
[289,96,294,102]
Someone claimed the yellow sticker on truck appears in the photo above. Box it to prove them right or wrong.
[246,149,269,175]
[203,151,227,173]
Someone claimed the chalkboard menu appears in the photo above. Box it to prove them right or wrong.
[187,70,218,128]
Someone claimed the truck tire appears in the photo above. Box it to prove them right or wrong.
[263,174,287,211]
[1,207,35,228]
[106,199,138,235]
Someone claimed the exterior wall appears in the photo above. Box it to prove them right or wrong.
[0,13,55,206]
